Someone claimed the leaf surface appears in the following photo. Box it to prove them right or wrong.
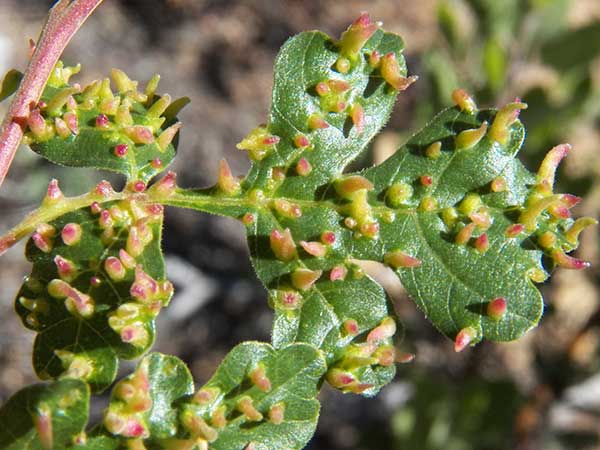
[93,343,325,449]
[0,379,89,450]
[14,198,171,392]
[26,65,184,183]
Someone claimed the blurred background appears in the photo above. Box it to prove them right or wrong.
[0,0,599,448]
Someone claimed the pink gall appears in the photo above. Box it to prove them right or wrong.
[293,134,311,149]
[157,123,182,151]
[217,159,241,195]
[236,397,263,422]
[330,265,348,281]
[269,229,297,261]
[33,405,53,450]
[291,268,322,291]
[552,250,591,270]
[535,144,571,194]
[105,256,127,281]
[451,88,477,114]
[487,297,507,320]
[300,240,326,257]
[123,125,155,145]
[296,158,312,176]
[350,103,365,134]
[454,326,478,352]
[268,403,285,425]
[380,52,418,91]
[249,365,272,393]
[114,143,128,157]
[474,233,489,253]
[338,12,380,59]
[384,249,422,269]
[455,122,488,150]
[488,101,528,145]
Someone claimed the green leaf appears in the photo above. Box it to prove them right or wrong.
[180,342,325,450]
[359,105,549,345]
[26,65,185,184]
[167,16,574,393]
[243,28,407,197]
[138,14,591,393]
[102,352,194,440]
[14,197,171,392]
[0,379,89,450]
[0,69,22,103]
[228,31,589,362]
[96,343,325,449]
[235,21,409,396]
[242,100,550,354]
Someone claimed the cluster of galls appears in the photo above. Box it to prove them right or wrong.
[174,364,284,448]
[23,62,181,179]
[442,90,594,350]
[24,178,173,355]
[235,12,416,194]
[380,89,594,352]
[441,192,494,254]
[326,316,414,393]
[104,360,152,439]
[95,198,172,349]
[267,226,350,314]
[517,143,596,272]
[335,175,382,239]
[445,92,595,276]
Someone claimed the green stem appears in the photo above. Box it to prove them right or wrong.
[162,188,254,217]
[0,186,253,256]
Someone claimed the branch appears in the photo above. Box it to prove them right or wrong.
[0,0,104,188]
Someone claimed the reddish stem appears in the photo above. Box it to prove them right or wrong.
[0,0,104,187]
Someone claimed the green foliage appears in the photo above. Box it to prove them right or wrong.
[88,344,323,449]
[0,379,89,449]
[15,200,170,392]
[0,9,595,450]
[26,64,185,184]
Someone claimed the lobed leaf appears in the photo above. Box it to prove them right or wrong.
[208,15,595,381]
[243,27,408,196]
[14,195,172,392]
[25,63,185,184]
[93,343,325,449]
[233,14,418,396]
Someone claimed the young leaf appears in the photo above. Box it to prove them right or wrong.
[179,342,326,450]
[94,343,325,449]
[0,379,89,450]
[0,69,23,103]
[360,105,543,346]
[14,193,171,392]
[242,22,411,195]
[231,13,411,396]
[24,63,184,183]
[162,17,594,375]
[102,352,194,439]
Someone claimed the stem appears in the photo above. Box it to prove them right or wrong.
[0,187,252,256]
[0,0,104,188]
[161,188,255,217]
[0,191,125,255]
